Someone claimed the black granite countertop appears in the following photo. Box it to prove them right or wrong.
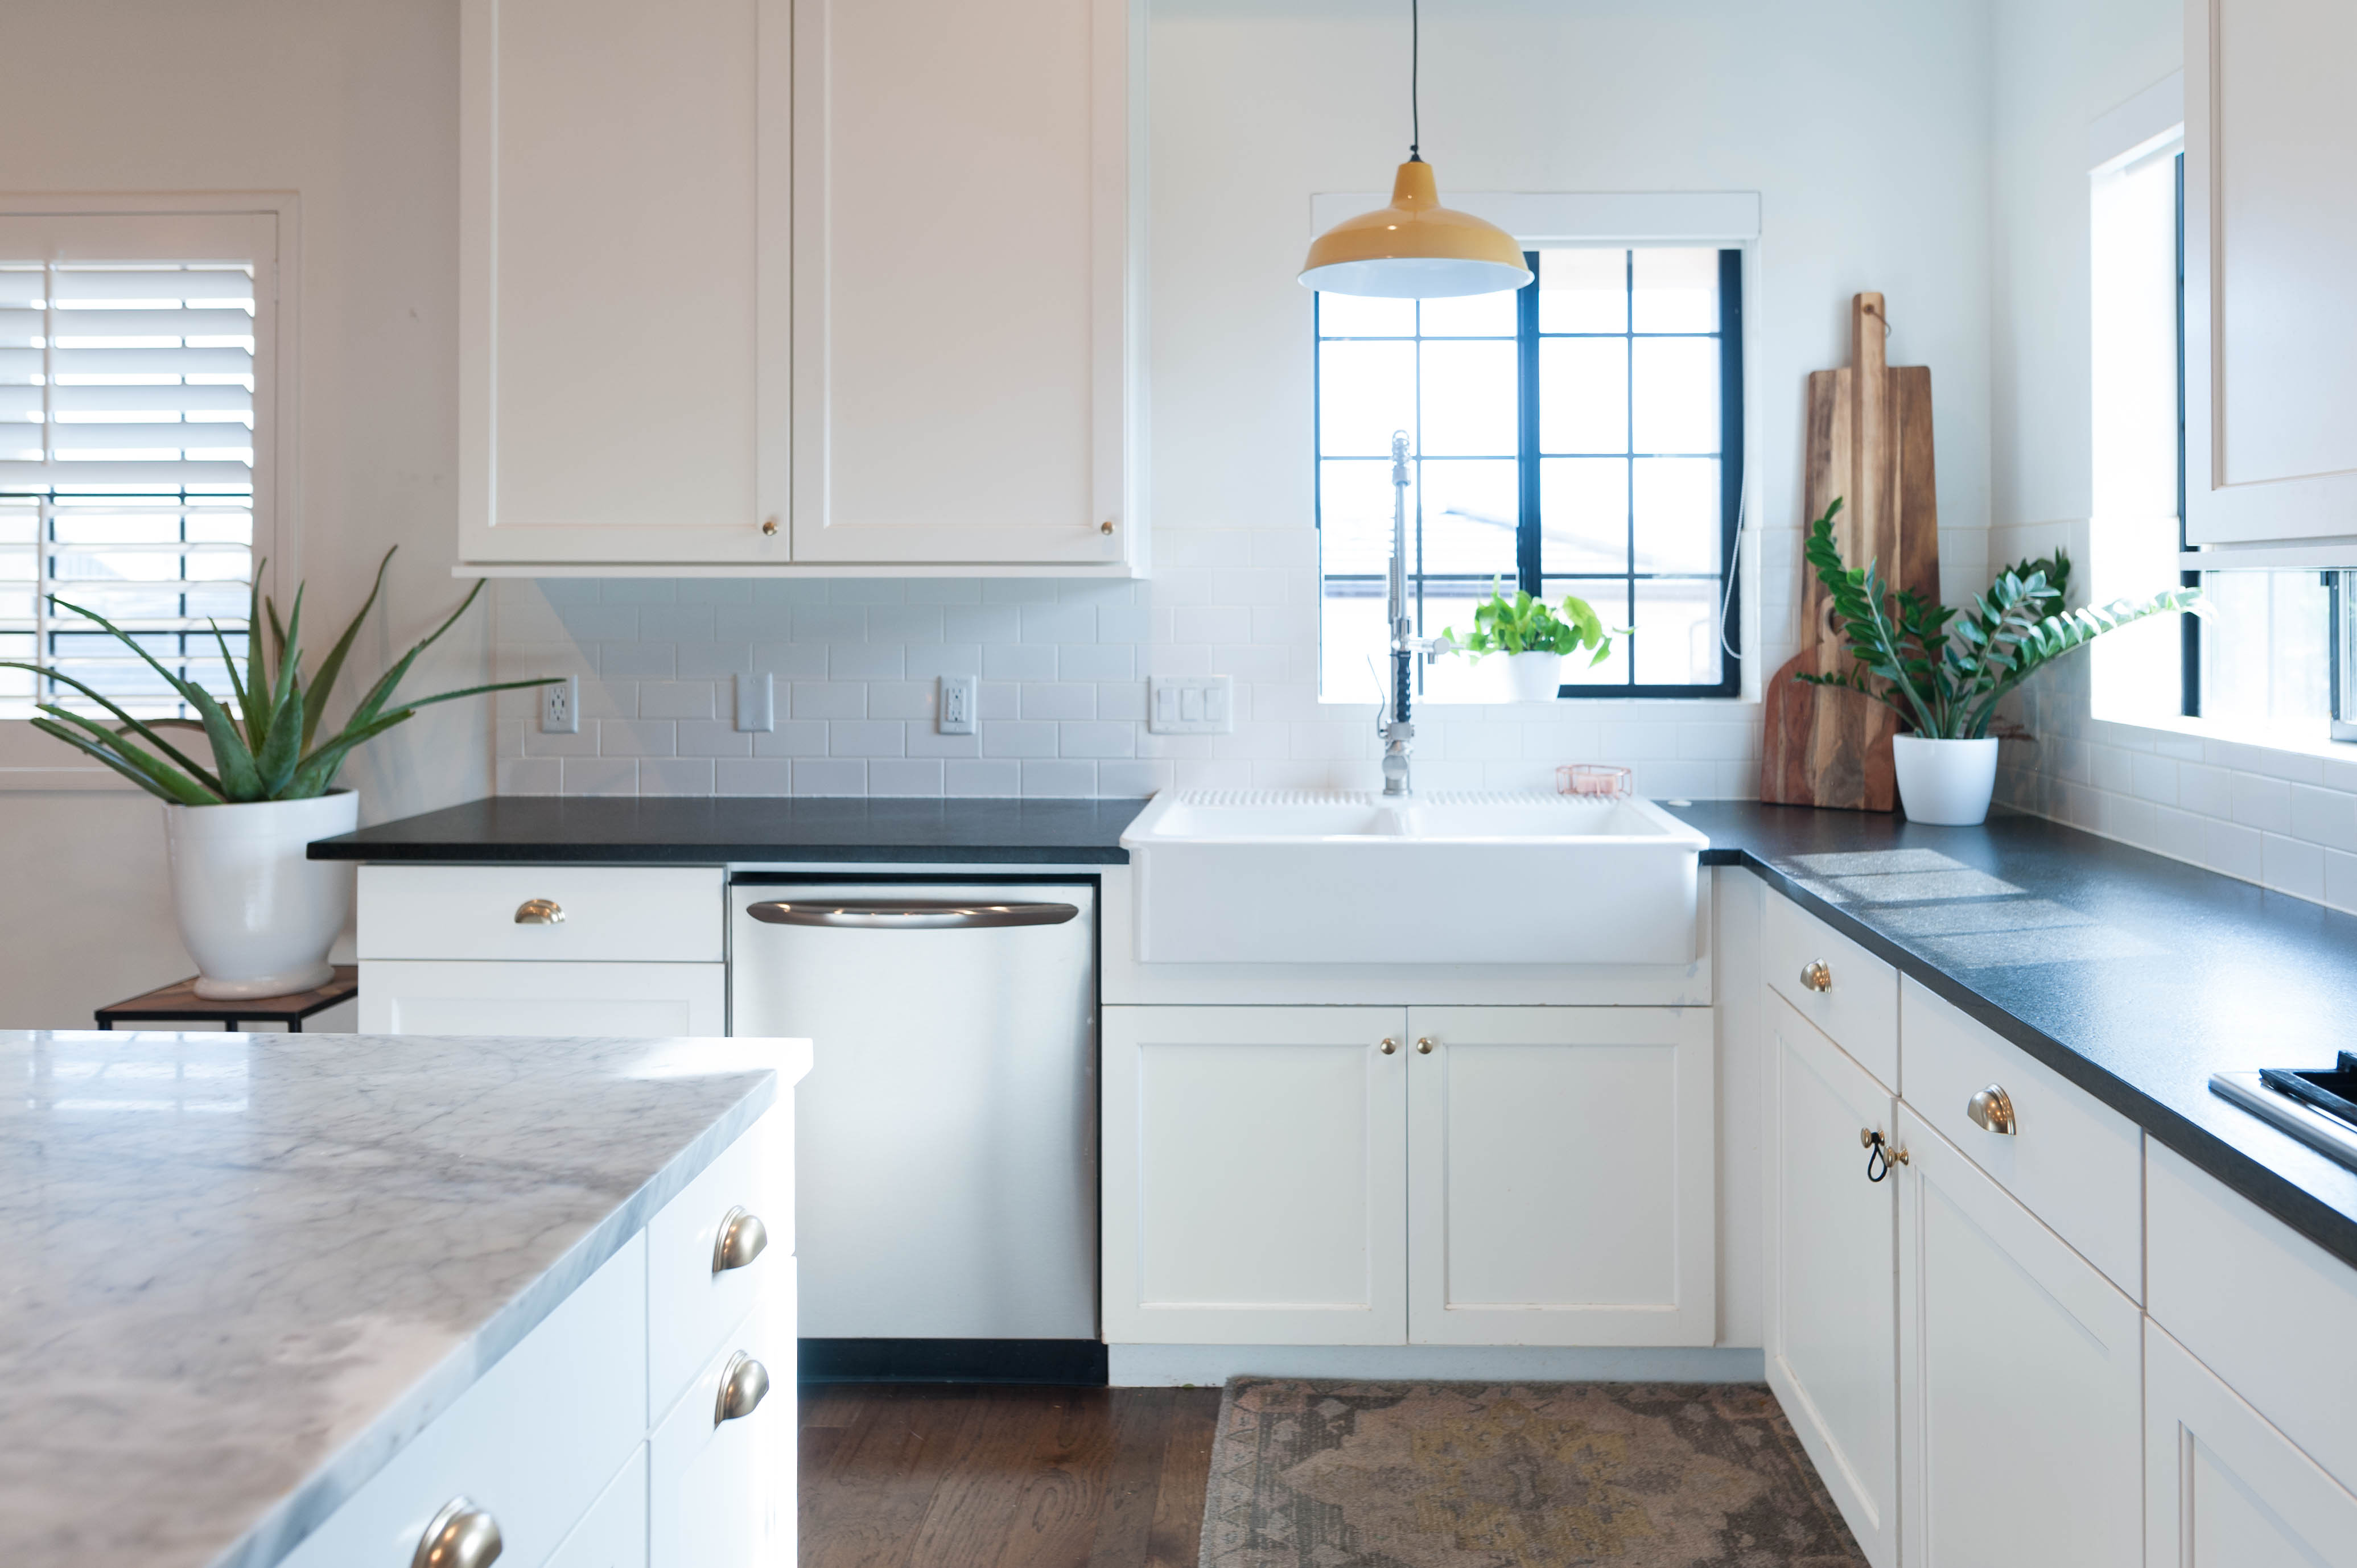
[1671,800,2357,1270]
[308,795,1147,864]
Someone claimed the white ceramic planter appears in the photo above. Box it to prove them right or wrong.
[162,790,359,999]
[1892,735,2001,826]
[1503,651,1564,702]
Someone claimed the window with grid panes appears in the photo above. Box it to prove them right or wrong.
[1316,246,1742,701]
[0,255,257,721]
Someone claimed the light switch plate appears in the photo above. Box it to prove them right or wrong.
[734,671,774,732]
[1148,674,1234,735]
[938,673,977,735]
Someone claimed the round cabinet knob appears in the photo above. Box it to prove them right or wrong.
[513,898,563,926]
[413,1499,502,1568]
[1099,518,1116,536]
[716,1351,771,1425]
[761,515,779,536]
[1800,960,1833,992]
[1416,1037,1436,1055]
[1967,1083,2017,1135]
[1379,1038,1398,1055]
[713,1206,769,1273]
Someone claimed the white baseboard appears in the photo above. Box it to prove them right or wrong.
[1106,1343,1767,1388]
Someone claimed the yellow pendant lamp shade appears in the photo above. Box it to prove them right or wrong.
[1300,160,1531,299]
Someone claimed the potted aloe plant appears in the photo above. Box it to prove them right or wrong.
[1799,499,2202,824]
[3,549,557,998]
[1440,580,1618,702]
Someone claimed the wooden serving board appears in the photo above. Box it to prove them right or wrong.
[1761,293,1940,811]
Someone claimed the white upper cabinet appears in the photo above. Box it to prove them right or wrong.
[790,0,1143,570]
[460,0,790,566]
[2185,0,2357,546]
[459,0,1142,573]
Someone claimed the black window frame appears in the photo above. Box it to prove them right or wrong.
[1313,245,1745,700]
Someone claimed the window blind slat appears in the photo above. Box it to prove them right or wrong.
[47,267,253,303]
[47,346,254,379]
[46,306,255,341]
[49,383,254,415]
[0,459,256,491]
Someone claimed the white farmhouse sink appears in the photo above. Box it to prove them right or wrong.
[1120,790,1709,965]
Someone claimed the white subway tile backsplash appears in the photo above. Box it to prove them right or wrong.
[753,721,829,758]
[946,758,1022,795]
[790,682,867,720]
[983,720,1059,758]
[640,758,718,795]
[1024,760,1098,795]
[829,720,906,757]
[869,759,946,796]
[793,759,867,794]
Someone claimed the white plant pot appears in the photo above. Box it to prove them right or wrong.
[1503,651,1564,703]
[162,790,359,999]
[1892,736,2001,826]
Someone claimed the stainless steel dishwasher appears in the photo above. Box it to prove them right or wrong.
[729,877,1097,1375]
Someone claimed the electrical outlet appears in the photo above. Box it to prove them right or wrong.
[541,674,579,735]
[735,671,774,732]
[938,673,977,735]
[1148,674,1233,735]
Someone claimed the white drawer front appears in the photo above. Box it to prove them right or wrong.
[359,865,723,963]
[545,1444,649,1568]
[277,1234,649,1568]
[1899,978,2143,1297]
[2149,1141,2357,1495]
[649,1112,789,1423]
[1765,892,1898,1086]
[650,1280,793,1568]
[359,960,726,1037]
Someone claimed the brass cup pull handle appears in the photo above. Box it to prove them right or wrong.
[1379,1038,1398,1055]
[1800,960,1833,992]
[1967,1084,2017,1135]
[713,1206,768,1273]
[1416,1037,1435,1055]
[716,1351,771,1425]
[1861,1127,1909,1183]
[413,1498,502,1568]
[514,898,563,926]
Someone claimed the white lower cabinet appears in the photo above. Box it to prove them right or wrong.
[2146,1322,2357,1568]
[1102,1004,1715,1350]
[1897,1107,2142,1568]
[357,960,726,1036]
[1763,991,1898,1568]
[546,1445,650,1568]
[1102,1005,1407,1345]
[1406,1005,1713,1346]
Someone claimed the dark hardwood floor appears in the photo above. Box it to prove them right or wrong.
[800,1383,1223,1568]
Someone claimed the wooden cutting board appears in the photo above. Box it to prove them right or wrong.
[1760,293,1940,811]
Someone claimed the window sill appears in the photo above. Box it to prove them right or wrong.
[2074,708,2357,786]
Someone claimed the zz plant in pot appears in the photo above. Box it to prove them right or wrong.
[1798,498,2202,824]
[2,548,558,998]
[1440,580,1619,702]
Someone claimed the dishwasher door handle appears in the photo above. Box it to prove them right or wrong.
[744,899,1081,930]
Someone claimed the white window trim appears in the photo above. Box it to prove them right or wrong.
[0,193,298,791]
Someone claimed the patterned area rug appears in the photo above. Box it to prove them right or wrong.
[1198,1380,1868,1568]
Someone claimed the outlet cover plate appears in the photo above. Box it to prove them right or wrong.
[1148,674,1234,735]
[938,673,977,735]
[541,674,579,734]
[735,671,775,732]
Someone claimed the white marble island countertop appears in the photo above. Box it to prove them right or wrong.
[0,1029,811,1568]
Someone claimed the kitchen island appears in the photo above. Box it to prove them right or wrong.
[0,1028,810,1568]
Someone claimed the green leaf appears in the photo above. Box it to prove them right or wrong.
[0,661,226,793]
[302,545,396,753]
[28,716,219,804]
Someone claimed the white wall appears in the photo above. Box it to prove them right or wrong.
[491,0,1997,799]
[1981,0,2357,911]
[0,0,488,1026]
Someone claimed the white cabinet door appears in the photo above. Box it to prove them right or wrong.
[1404,1005,1713,1347]
[459,0,790,565]
[2146,1321,2357,1568]
[1897,1108,2142,1568]
[544,1445,649,1568]
[790,0,1142,568]
[650,1279,793,1568]
[1763,991,1899,1568]
[358,960,726,1036]
[1102,1006,1406,1344]
[2185,0,2357,545]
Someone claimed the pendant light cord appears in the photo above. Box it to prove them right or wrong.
[1408,0,1422,160]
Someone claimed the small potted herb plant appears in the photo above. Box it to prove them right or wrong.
[3,549,558,998]
[1440,581,1618,702]
[1799,499,2202,824]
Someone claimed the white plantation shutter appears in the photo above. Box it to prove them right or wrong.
[0,244,264,722]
